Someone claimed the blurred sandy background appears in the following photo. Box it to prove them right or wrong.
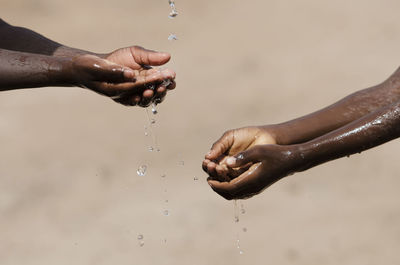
[1,0,400,264]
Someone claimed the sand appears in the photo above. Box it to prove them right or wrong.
[1,0,400,264]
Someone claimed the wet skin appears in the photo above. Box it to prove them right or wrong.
[0,19,176,107]
[203,68,400,200]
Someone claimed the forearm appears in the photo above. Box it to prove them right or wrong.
[0,49,72,90]
[271,69,400,145]
[0,19,94,58]
[296,100,400,171]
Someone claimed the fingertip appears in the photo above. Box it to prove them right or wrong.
[156,86,167,93]
[123,69,135,80]
[226,156,237,167]
[205,150,214,159]
[161,69,175,79]
[142,89,154,98]
[167,81,176,90]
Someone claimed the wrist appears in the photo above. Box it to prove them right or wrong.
[260,124,290,145]
[48,57,75,86]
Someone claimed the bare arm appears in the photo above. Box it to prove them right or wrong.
[0,18,91,57]
[272,68,400,145]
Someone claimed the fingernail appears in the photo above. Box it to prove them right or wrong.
[226,157,236,166]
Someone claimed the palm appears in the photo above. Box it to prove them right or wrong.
[105,46,171,70]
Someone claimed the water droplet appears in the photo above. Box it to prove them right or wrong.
[168,34,178,41]
[194,176,198,181]
[239,250,244,255]
[139,241,145,247]
[137,234,144,240]
[165,199,169,203]
[163,210,170,216]
[234,216,239,223]
[137,165,147,176]
[240,204,246,214]
[169,10,178,18]
[151,103,158,115]
[179,160,184,166]
[150,119,156,124]
[242,227,247,232]
[237,154,244,160]
[148,146,154,152]
[144,126,149,136]
[163,238,167,244]
[161,174,166,178]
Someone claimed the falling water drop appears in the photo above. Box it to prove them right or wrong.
[137,234,144,247]
[168,34,178,41]
[136,165,147,176]
[163,210,170,216]
[151,103,158,115]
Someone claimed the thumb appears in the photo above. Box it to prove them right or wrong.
[226,146,264,168]
[131,46,171,66]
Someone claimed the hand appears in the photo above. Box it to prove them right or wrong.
[202,126,278,181]
[206,144,301,200]
[69,46,176,106]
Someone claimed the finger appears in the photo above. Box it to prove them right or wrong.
[138,93,153,107]
[226,145,265,168]
[208,163,264,200]
[206,131,234,160]
[142,89,154,98]
[215,164,231,182]
[135,69,175,88]
[87,57,135,83]
[167,80,176,90]
[132,95,141,105]
[131,46,171,66]
[202,159,211,173]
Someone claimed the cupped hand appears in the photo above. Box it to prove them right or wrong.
[70,46,176,106]
[206,144,302,200]
[202,126,278,181]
